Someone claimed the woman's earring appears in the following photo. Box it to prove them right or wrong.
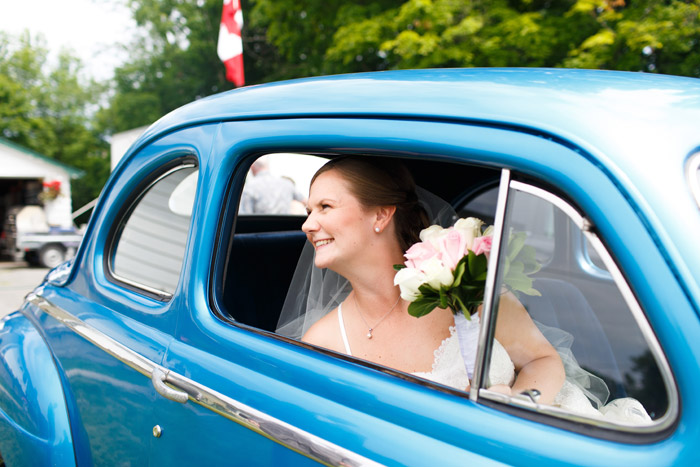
[374,227,380,233]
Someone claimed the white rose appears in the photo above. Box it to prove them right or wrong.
[420,256,454,289]
[394,267,427,302]
[419,224,447,249]
[454,217,484,249]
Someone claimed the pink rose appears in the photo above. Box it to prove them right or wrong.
[404,241,438,269]
[438,228,467,270]
[471,235,493,256]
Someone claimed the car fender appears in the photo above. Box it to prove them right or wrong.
[0,310,75,466]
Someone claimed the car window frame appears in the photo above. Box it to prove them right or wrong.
[105,157,199,301]
[687,150,700,209]
[201,117,683,446]
[474,169,679,439]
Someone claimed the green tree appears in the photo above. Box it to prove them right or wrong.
[98,0,248,134]
[99,0,700,143]
[0,32,109,211]
[248,0,700,78]
[249,0,405,78]
[562,0,700,76]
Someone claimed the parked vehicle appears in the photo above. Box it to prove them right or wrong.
[1,69,699,465]
[0,205,82,268]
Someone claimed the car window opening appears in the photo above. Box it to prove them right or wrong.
[218,153,670,431]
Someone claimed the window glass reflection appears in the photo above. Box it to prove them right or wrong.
[488,188,667,424]
[113,166,197,295]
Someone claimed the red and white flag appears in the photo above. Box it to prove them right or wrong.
[217,0,245,87]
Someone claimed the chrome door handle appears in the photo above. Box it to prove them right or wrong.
[152,367,189,403]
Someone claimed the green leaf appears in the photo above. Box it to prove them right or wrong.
[474,271,487,281]
[408,298,440,318]
[468,251,488,278]
[439,287,448,309]
[507,232,526,262]
[393,264,406,271]
[518,245,541,274]
[418,284,439,298]
[454,295,472,319]
[452,260,466,287]
[520,287,542,296]
[503,275,533,292]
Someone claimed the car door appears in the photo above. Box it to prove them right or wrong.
[149,117,690,465]
[27,126,210,463]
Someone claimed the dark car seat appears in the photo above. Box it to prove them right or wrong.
[223,230,307,332]
[518,277,625,397]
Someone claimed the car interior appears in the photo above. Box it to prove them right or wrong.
[213,152,667,422]
[218,155,500,333]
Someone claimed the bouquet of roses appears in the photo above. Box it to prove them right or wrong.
[394,217,540,319]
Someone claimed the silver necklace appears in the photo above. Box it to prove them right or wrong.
[353,293,401,339]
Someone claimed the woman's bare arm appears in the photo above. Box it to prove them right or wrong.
[492,292,565,405]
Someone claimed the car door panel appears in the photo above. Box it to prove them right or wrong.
[152,117,694,464]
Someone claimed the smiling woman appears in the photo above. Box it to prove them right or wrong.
[218,149,664,427]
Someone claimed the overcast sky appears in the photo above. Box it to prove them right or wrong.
[0,0,136,81]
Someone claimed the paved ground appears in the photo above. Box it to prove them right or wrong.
[0,261,49,318]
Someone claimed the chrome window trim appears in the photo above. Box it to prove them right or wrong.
[577,241,613,282]
[471,169,511,402]
[687,151,700,209]
[28,293,381,467]
[108,163,197,300]
[477,181,679,434]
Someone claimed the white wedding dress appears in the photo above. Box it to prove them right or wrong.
[337,305,651,425]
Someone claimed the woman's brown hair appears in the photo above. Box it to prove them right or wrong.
[311,156,429,251]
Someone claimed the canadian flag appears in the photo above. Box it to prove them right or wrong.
[217,0,245,87]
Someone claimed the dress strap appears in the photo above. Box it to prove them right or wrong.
[337,303,352,356]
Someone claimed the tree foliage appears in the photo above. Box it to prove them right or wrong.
[253,0,700,77]
[2,0,700,217]
[96,0,238,134]
[0,32,109,211]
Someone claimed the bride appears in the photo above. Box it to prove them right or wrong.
[278,156,651,423]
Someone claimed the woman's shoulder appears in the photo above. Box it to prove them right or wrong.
[301,307,345,352]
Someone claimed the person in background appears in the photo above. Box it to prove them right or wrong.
[240,157,306,214]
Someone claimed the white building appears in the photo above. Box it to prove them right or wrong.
[110,126,148,171]
[109,126,325,197]
[0,137,82,229]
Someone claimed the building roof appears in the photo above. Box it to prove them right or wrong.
[0,137,83,178]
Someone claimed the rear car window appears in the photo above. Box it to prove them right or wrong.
[111,165,198,297]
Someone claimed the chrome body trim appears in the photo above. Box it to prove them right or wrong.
[471,169,511,402]
[476,182,679,433]
[163,370,383,467]
[687,152,700,209]
[28,293,155,377]
[27,293,383,467]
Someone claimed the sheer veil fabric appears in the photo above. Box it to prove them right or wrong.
[274,185,612,412]
[275,187,457,339]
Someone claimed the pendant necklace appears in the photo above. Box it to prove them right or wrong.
[353,293,401,339]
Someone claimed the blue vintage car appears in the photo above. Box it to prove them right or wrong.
[1,68,699,465]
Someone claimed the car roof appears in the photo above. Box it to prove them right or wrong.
[141,67,700,164]
[123,68,700,312]
[137,68,700,215]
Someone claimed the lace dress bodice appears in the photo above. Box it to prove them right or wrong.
[337,305,513,389]
[412,326,515,389]
[336,305,650,424]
